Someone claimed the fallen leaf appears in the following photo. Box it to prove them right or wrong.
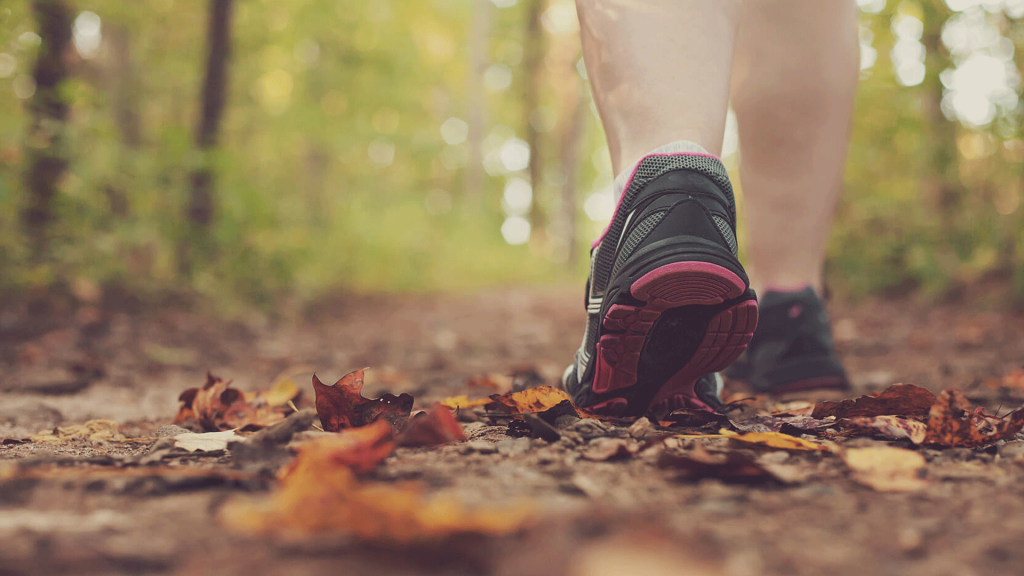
[811,383,936,420]
[841,446,927,492]
[312,369,414,433]
[173,430,244,452]
[657,444,777,483]
[843,415,927,443]
[263,377,301,407]
[487,386,576,415]
[662,409,730,429]
[718,429,829,452]
[30,420,126,444]
[730,414,830,434]
[922,390,1024,447]
[397,405,467,447]
[175,373,286,432]
[279,419,395,474]
[221,420,532,542]
[581,438,641,461]
[439,395,491,410]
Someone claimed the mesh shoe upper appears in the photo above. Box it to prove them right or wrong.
[564,153,751,414]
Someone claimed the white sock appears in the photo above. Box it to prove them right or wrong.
[612,140,711,199]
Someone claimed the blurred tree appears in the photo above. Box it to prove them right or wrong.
[22,0,72,261]
[182,0,232,275]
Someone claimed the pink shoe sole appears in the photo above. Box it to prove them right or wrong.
[588,262,758,414]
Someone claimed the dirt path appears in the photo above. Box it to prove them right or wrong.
[2,286,1024,576]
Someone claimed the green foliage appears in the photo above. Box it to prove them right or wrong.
[0,0,1022,308]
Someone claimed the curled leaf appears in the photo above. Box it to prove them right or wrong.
[486,386,576,415]
[657,445,776,483]
[922,390,1024,447]
[397,405,467,447]
[174,373,287,432]
[312,369,414,433]
[843,415,927,443]
[811,383,936,420]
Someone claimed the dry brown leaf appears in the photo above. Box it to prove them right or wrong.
[811,383,936,420]
[30,420,126,444]
[843,415,927,443]
[486,386,576,415]
[581,438,641,461]
[280,419,395,474]
[397,405,467,447]
[922,390,1024,447]
[439,395,491,410]
[221,420,532,542]
[841,446,927,492]
[312,369,414,433]
[174,373,287,432]
[657,444,776,483]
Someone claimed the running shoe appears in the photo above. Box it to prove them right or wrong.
[562,153,758,416]
[725,287,849,394]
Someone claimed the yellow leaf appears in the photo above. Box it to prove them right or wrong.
[439,395,491,410]
[841,446,928,492]
[719,429,829,451]
[487,386,575,414]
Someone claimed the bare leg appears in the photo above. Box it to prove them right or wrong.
[731,0,859,294]
[576,0,743,174]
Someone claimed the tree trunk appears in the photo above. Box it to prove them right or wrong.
[22,0,72,261]
[181,0,233,274]
[522,0,546,234]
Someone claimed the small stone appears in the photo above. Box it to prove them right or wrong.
[898,527,924,553]
[998,441,1024,460]
[628,417,653,440]
[461,422,487,437]
[466,440,497,454]
[496,437,531,456]
[156,425,190,437]
[553,414,581,429]
[567,417,611,440]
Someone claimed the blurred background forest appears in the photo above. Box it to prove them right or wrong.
[1,0,1024,312]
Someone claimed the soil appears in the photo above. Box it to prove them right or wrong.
[2,286,1024,576]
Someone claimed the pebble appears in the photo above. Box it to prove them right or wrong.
[628,417,653,440]
[465,440,497,454]
[496,437,531,456]
[998,441,1024,460]
[155,425,190,437]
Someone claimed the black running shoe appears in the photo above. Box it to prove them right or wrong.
[562,153,758,416]
[725,287,849,394]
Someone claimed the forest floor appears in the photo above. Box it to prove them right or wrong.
[2,285,1024,576]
